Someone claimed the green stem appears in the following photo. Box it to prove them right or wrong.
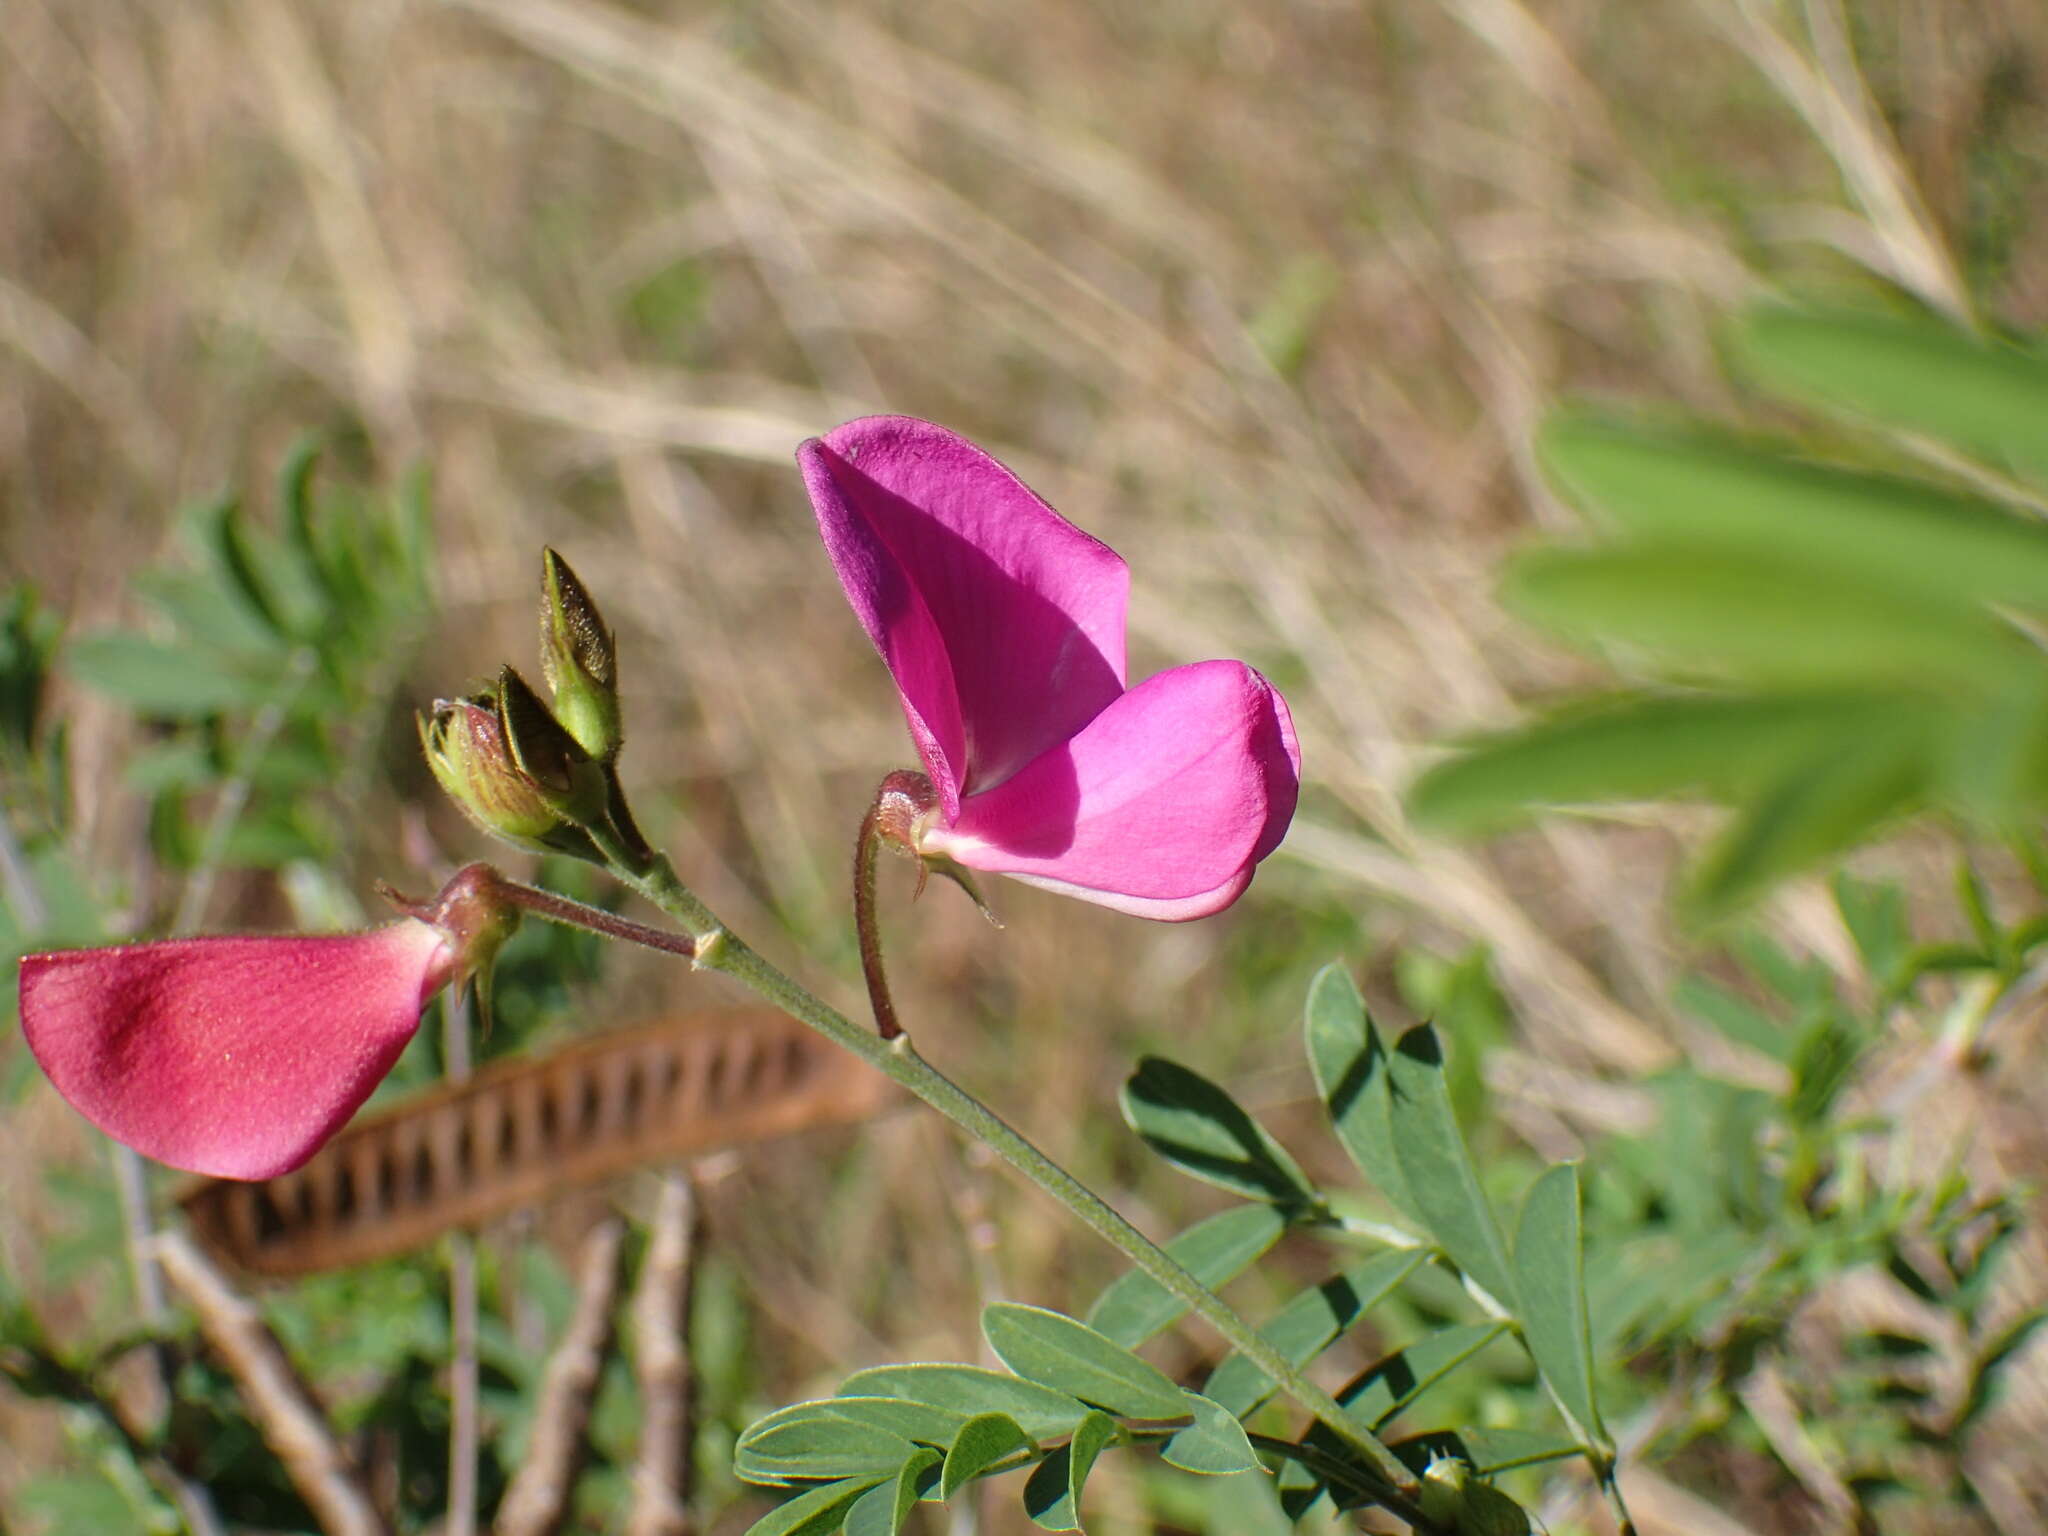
[581,826,1435,1524]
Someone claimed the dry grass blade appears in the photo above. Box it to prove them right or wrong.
[626,1168,698,1536]
[152,1231,389,1536]
[495,1217,626,1536]
[179,1010,892,1277]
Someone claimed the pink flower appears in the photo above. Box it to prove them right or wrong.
[19,924,455,1180]
[800,416,1300,920]
[16,866,520,1180]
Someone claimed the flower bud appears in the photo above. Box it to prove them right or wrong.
[494,664,609,827]
[539,547,623,761]
[419,673,603,857]
[421,693,563,847]
[1418,1455,1530,1536]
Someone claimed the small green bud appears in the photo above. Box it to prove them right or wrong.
[539,547,623,760]
[419,673,605,858]
[1419,1453,1469,1528]
[420,693,564,848]
[1419,1455,1530,1536]
[495,664,611,827]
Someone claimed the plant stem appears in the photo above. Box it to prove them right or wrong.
[851,798,902,1040]
[494,876,699,960]
[581,829,1435,1523]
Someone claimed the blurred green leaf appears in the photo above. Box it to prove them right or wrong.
[0,583,60,754]
[65,633,267,716]
[836,1366,1088,1442]
[983,1304,1188,1421]
[122,741,218,796]
[1384,1024,1519,1306]
[843,1448,939,1536]
[18,1472,158,1536]
[1397,947,1508,1129]
[205,497,289,639]
[1540,414,2048,606]
[743,1477,884,1536]
[1084,1204,1286,1348]
[1304,965,1418,1222]
[277,436,336,604]
[940,1412,1033,1499]
[1120,1056,1320,1213]
[1410,690,1901,833]
[1249,254,1339,377]
[1685,733,1924,921]
[1023,1410,1117,1531]
[1513,1164,1603,1448]
[1161,1392,1262,1475]
[1786,1014,1863,1126]
[1832,875,1910,995]
[1735,305,2048,475]
[1674,974,1795,1063]
[1958,1308,2048,1432]
[1203,1249,1426,1418]
[132,568,282,659]
[1505,544,2029,689]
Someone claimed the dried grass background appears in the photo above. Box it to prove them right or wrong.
[3,0,2048,1531]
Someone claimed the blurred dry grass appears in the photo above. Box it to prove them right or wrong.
[4,0,2048,1530]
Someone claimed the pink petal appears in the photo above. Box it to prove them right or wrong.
[924,660,1301,920]
[799,417,1130,815]
[18,921,455,1180]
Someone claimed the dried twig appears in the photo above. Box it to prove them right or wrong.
[152,1230,388,1536]
[495,1218,627,1536]
[444,988,480,1536]
[627,1170,699,1536]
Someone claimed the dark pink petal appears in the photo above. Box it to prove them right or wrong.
[18,922,455,1180]
[925,660,1301,920]
[799,417,1130,815]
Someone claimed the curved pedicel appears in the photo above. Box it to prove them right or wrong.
[179,1010,893,1276]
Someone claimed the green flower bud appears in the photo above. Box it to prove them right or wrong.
[1419,1455,1530,1536]
[494,664,611,828]
[539,547,623,761]
[418,672,604,858]
[420,693,563,847]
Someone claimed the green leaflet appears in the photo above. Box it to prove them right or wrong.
[983,1304,1188,1421]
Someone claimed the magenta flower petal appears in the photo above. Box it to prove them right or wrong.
[18,921,456,1180]
[925,660,1301,921]
[800,416,1130,814]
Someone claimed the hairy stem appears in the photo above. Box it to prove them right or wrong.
[852,799,902,1040]
[581,825,1434,1522]
[493,877,699,959]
